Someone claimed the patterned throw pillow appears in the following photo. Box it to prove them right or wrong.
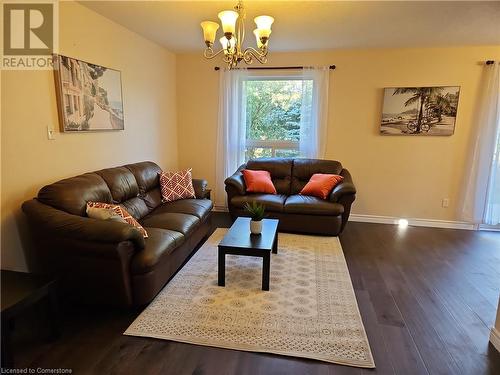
[86,206,127,223]
[159,168,196,202]
[86,202,148,238]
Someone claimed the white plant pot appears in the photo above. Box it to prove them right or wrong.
[250,220,263,235]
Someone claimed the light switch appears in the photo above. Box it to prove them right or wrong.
[47,125,55,140]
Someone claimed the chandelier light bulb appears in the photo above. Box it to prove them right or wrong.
[253,29,269,48]
[220,36,236,54]
[200,21,219,45]
[254,15,274,39]
[218,10,239,35]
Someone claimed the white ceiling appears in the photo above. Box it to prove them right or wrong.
[81,1,500,52]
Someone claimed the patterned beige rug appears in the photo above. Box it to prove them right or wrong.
[125,228,375,368]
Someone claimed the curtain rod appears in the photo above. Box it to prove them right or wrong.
[214,65,336,71]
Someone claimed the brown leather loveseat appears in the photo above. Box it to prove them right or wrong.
[22,161,212,307]
[225,158,355,236]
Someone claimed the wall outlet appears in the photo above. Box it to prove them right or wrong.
[47,125,55,140]
[442,198,450,208]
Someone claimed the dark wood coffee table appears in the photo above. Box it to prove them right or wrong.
[218,217,279,291]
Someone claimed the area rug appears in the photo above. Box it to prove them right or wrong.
[125,228,375,368]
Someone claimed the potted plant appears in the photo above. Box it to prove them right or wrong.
[243,201,266,235]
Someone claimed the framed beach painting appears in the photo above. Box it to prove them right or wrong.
[380,86,460,136]
[54,55,124,132]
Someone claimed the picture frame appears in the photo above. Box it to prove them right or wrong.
[53,54,124,132]
[380,86,460,136]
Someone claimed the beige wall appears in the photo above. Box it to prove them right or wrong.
[177,46,500,221]
[1,2,178,271]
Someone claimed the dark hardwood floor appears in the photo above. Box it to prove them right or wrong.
[8,213,500,374]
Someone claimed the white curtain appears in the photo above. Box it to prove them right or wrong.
[462,62,500,225]
[215,68,248,209]
[299,67,330,158]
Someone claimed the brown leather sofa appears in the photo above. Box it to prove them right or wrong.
[22,161,212,307]
[225,158,355,236]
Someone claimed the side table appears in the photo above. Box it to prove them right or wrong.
[1,270,59,368]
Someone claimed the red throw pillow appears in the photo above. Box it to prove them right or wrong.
[86,202,148,238]
[242,169,277,194]
[300,173,344,200]
[159,168,196,202]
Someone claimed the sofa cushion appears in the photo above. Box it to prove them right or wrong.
[125,162,163,212]
[152,199,213,220]
[140,187,163,211]
[95,166,139,202]
[231,194,287,212]
[246,158,292,195]
[38,173,112,216]
[284,195,344,216]
[140,212,200,236]
[125,161,162,195]
[95,166,150,219]
[291,159,343,195]
[119,197,150,220]
[130,228,184,274]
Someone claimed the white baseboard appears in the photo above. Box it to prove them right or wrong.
[349,214,475,230]
[211,209,475,230]
[490,328,500,353]
[479,224,500,232]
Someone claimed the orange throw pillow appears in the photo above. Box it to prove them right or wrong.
[300,173,344,200]
[242,170,277,194]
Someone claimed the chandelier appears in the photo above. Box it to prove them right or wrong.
[200,1,274,69]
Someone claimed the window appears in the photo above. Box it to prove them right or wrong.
[65,94,72,114]
[243,78,312,161]
[215,67,329,208]
[462,62,500,226]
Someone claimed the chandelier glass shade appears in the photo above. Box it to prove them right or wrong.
[200,1,274,69]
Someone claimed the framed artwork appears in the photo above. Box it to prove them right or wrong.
[54,54,124,131]
[380,86,460,136]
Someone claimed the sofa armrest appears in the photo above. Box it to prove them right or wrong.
[22,199,146,250]
[224,173,246,196]
[329,168,356,203]
[192,178,209,199]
